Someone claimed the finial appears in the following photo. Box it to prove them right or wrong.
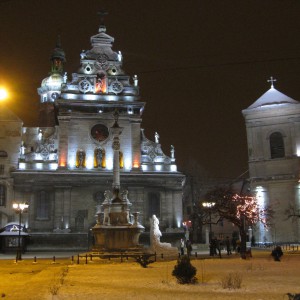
[267,76,277,89]
[97,10,108,32]
[56,34,62,48]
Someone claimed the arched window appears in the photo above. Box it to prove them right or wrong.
[148,193,160,218]
[36,191,50,220]
[270,132,285,159]
[0,151,8,158]
[0,184,6,206]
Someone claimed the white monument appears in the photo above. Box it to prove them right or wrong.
[149,215,178,257]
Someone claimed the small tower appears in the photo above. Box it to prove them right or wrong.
[242,78,300,243]
[37,36,66,127]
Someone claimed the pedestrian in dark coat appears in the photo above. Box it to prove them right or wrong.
[180,238,185,256]
[186,239,192,257]
[225,236,231,255]
[271,246,283,261]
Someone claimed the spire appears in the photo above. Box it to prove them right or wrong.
[267,76,277,89]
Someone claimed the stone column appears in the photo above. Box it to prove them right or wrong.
[57,117,70,169]
[110,117,123,190]
[130,121,141,171]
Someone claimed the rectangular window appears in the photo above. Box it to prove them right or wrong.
[36,191,50,220]
[0,185,6,206]
[148,193,160,218]
[0,165,4,175]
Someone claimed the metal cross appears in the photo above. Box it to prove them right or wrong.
[97,10,108,25]
[267,76,277,88]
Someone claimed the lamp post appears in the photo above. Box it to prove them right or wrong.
[202,202,215,243]
[0,87,8,101]
[12,202,29,261]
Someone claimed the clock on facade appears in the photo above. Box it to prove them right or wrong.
[91,124,109,142]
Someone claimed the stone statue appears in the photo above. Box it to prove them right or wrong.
[80,50,86,59]
[170,145,175,159]
[133,75,138,86]
[155,132,159,144]
[149,215,178,257]
[95,148,103,167]
[117,51,122,62]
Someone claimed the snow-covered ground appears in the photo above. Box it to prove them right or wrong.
[0,250,299,299]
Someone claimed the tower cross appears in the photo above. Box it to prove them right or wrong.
[97,10,108,25]
[267,76,277,88]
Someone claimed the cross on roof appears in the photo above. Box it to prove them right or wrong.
[97,10,108,25]
[267,76,277,88]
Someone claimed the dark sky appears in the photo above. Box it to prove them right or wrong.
[1,0,300,180]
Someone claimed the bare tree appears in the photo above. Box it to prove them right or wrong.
[205,186,273,259]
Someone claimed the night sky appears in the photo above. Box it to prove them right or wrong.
[1,0,300,180]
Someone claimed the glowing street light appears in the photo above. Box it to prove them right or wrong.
[202,201,215,244]
[12,202,29,261]
[0,87,8,101]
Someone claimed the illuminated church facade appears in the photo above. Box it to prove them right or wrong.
[243,80,300,244]
[0,19,184,249]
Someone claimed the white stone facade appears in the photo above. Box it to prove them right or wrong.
[0,19,184,249]
[242,86,300,243]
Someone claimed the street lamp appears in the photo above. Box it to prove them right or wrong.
[202,202,215,243]
[12,202,29,261]
[0,87,8,101]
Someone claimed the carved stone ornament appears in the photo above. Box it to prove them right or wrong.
[78,79,92,93]
[111,79,123,94]
[95,54,109,70]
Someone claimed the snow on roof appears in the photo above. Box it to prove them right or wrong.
[246,87,299,110]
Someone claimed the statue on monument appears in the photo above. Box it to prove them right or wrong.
[149,215,178,257]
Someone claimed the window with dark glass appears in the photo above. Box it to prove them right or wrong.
[148,193,160,218]
[0,165,4,175]
[270,132,285,159]
[0,185,6,206]
[0,151,8,158]
[36,191,50,220]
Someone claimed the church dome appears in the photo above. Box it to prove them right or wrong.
[41,73,63,91]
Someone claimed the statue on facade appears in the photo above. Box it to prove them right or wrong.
[170,145,175,159]
[117,51,122,62]
[155,132,159,144]
[133,75,138,86]
[80,50,87,59]
[63,72,68,84]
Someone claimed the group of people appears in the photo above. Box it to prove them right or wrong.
[209,236,235,257]
[179,236,284,262]
[180,238,193,257]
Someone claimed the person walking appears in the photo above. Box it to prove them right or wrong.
[180,238,185,256]
[186,239,192,257]
[225,236,232,255]
[271,245,283,261]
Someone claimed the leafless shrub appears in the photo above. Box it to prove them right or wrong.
[49,266,69,295]
[220,272,243,289]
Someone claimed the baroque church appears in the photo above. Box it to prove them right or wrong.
[0,18,184,249]
[243,79,300,244]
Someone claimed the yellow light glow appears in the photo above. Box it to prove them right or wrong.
[0,88,8,101]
